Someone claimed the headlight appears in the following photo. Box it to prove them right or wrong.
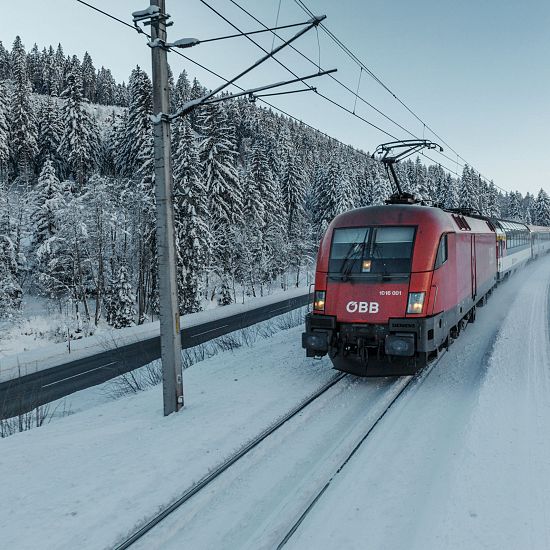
[407,292,425,314]
[313,290,326,311]
[361,259,372,272]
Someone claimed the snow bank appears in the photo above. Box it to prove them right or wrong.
[423,255,550,549]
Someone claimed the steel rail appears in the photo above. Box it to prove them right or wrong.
[275,352,445,548]
[113,371,348,550]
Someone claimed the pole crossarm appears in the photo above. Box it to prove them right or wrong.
[170,68,336,120]
[164,19,316,49]
[187,14,326,106]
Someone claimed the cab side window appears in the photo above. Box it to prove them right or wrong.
[435,234,448,269]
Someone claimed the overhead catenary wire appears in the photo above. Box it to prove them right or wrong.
[225,0,474,179]
[73,0,490,189]
[198,0,405,139]
[73,1,367,156]
[292,0,504,191]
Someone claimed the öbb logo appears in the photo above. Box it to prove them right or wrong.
[346,301,379,314]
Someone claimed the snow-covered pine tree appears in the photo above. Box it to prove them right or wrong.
[115,66,152,177]
[506,191,522,221]
[414,156,430,202]
[486,181,500,217]
[437,173,457,209]
[199,102,243,304]
[33,159,63,249]
[188,77,206,131]
[533,189,550,226]
[9,36,38,181]
[0,227,22,317]
[523,192,535,224]
[370,160,391,205]
[458,165,478,211]
[41,45,58,96]
[53,43,66,93]
[314,154,340,234]
[173,117,210,313]
[59,60,99,187]
[114,82,129,107]
[96,66,116,106]
[0,80,9,180]
[81,51,96,103]
[27,43,43,93]
[249,138,286,288]
[98,110,118,176]
[105,264,136,328]
[0,40,9,80]
[37,94,63,171]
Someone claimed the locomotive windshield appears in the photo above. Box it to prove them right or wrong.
[329,226,415,278]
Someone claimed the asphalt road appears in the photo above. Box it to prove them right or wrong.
[0,293,309,419]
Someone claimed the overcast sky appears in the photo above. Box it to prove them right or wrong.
[4,0,549,195]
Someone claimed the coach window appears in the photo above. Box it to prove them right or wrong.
[435,234,448,269]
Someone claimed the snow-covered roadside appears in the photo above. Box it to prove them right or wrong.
[286,255,550,550]
[422,257,550,549]
[0,286,308,383]
[0,324,333,550]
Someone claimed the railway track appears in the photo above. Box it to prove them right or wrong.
[113,371,348,550]
[275,351,445,549]
[114,351,445,549]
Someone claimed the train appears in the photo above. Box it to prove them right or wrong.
[302,141,550,376]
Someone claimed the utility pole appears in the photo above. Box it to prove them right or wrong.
[132,1,332,416]
[149,0,183,415]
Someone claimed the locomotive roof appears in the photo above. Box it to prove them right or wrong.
[330,204,494,234]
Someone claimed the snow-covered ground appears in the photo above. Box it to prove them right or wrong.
[2,255,549,550]
[0,321,334,550]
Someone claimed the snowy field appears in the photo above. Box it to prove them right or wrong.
[1,255,549,549]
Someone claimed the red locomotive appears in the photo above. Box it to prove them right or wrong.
[302,141,550,376]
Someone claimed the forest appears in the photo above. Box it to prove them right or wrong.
[1,36,549,334]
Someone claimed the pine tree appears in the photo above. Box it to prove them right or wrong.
[27,43,43,93]
[33,159,63,250]
[199,102,243,303]
[54,43,66,93]
[116,67,152,177]
[281,148,306,235]
[9,36,38,180]
[248,139,286,286]
[0,80,9,179]
[96,67,116,105]
[315,154,342,230]
[0,233,22,317]
[486,181,500,217]
[370,161,391,205]
[173,118,210,313]
[458,165,478,211]
[42,45,58,95]
[0,40,9,79]
[59,61,99,187]
[533,189,550,226]
[37,94,63,170]
[105,265,136,328]
[506,191,522,221]
[81,51,96,102]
